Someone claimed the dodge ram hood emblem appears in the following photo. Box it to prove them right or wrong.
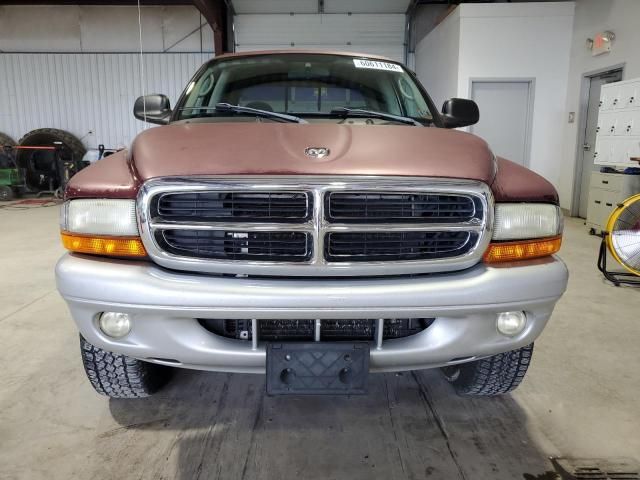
[305,147,330,159]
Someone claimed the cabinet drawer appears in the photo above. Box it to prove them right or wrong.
[590,173,624,191]
[586,196,607,229]
[618,84,638,109]
[599,190,620,210]
[587,190,619,228]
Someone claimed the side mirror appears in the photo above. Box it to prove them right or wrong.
[441,98,479,128]
[133,94,172,125]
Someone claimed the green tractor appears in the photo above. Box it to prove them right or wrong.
[0,133,21,201]
[1,129,88,200]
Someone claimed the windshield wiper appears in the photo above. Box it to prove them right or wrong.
[329,107,423,126]
[177,103,307,124]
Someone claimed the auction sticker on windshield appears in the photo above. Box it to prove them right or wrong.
[353,59,403,72]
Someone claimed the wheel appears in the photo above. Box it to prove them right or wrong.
[79,335,171,398]
[441,343,534,396]
[17,128,86,191]
[589,228,596,236]
[0,185,14,201]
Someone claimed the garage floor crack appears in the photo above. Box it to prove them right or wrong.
[411,371,468,480]
[240,393,264,480]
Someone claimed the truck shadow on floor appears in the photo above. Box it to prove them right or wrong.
[105,369,556,480]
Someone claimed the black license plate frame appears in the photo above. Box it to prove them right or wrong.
[266,342,370,395]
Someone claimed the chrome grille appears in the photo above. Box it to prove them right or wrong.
[138,177,492,276]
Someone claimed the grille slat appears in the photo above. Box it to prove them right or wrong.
[326,231,475,262]
[157,191,311,222]
[158,230,312,262]
[327,192,478,223]
[259,320,315,341]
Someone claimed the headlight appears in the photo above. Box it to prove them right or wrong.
[60,199,138,235]
[60,199,146,257]
[484,203,563,263]
[493,204,562,240]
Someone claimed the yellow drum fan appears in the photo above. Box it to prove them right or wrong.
[598,193,640,286]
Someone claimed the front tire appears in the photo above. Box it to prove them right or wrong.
[442,343,534,396]
[80,335,171,398]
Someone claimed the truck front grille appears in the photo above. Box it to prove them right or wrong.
[140,177,491,276]
[199,318,434,342]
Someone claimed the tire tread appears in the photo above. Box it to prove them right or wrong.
[79,335,169,398]
[449,343,534,396]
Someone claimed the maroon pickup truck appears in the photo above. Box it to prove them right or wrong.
[56,51,567,398]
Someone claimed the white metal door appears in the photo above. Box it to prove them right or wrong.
[234,14,406,63]
[470,80,533,167]
[578,70,623,218]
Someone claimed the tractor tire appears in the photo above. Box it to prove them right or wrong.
[0,132,16,169]
[442,343,534,396]
[0,185,14,201]
[17,128,86,191]
[80,335,172,398]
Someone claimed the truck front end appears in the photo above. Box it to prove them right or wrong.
[56,51,567,398]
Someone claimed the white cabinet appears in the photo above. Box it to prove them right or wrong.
[589,77,640,232]
[596,77,640,167]
[586,172,640,233]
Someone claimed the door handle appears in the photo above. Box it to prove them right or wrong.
[583,143,591,151]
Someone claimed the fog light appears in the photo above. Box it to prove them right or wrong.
[99,312,132,338]
[496,311,527,336]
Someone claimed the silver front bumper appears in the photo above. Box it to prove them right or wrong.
[56,254,568,373]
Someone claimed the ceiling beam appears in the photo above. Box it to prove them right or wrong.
[192,0,227,56]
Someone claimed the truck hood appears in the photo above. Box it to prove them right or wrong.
[131,122,496,183]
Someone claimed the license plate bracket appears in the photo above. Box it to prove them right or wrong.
[266,342,370,395]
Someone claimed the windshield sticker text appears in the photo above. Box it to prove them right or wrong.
[353,59,403,72]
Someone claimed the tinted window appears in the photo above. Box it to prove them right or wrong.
[175,54,432,123]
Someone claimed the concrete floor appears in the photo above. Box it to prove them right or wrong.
[0,203,638,480]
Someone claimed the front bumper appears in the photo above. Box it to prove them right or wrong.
[56,254,568,373]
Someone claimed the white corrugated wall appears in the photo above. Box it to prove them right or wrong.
[0,53,211,149]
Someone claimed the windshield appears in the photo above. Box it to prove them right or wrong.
[174,54,433,124]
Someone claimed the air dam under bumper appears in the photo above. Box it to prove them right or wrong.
[56,254,568,373]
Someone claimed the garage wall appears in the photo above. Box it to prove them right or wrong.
[414,7,460,110]
[0,53,206,149]
[559,0,640,210]
[414,2,575,202]
[0,5,212,150]
[456,2,575,197]
[234,14,406,63]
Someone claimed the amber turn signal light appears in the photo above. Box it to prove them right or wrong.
[61,232,147,257]
[483,236,562,263]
